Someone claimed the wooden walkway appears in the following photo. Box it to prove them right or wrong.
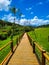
[8,33,40,65]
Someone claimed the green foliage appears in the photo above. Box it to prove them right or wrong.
[10,7,16,14]
[0,33,7,40]
[0,34,20,63]
[28,27,49,52]
[7,30,12,36]
[0,44,11,63]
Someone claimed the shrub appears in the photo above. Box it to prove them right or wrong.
[0,33,7,40]
[0,33,2,38]
[7,30,12,36]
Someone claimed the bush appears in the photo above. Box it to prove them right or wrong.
[7,30,12,36]
[0,33,7,40]
[12,31,17,36]
[0,33,2,38]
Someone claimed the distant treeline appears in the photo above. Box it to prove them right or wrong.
[0,19,49,31]
[36,24,49,28]
[0,20,34,32]
[0,20,12,26]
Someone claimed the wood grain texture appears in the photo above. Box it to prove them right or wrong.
[8,33,39,65]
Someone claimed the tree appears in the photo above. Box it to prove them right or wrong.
[10,7,17,40]
[10,7,22,40]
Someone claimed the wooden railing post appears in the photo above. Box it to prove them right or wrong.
[48,36,49,42]
[33,41,35,53]
[11,41,13,53]
[30,38,32,46]
[17,38,19,46]
[42,50,46,65]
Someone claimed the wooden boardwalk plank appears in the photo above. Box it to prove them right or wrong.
[8,33,40,65]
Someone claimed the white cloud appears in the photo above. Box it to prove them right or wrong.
[26,7,32,11]
[36,2,43,6]
[2,13,15,22]
[30,12,34,14]
[29,7,32,10]
[26,8,28,10]
[2,13,20,24]
[19,16,49,26]
[19,19,27,25]
[0,0,12,11]
[21,14,25,18]
[46,15,49,18]
[33,16,38,19]
[2,15,49,27]
[38,2,43,5]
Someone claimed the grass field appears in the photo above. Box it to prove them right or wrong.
[0,34,19,48]
[0,34,19,63]
[0,37,11,48]
[28,27,49,52]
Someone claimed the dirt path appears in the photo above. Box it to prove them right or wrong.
[8,33,39,65]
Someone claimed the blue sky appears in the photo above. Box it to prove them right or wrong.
[0,0,49,26]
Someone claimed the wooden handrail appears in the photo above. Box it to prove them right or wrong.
[0,41,12,51]
[33,39,49,63]
[0,37,17,51]
[43,53,49,61]
[0,32,24,51]
[0,32,25,65]
[34,42,43,52]
[27,33,33,41]
[27,33,49,65]
[0,51,12,65]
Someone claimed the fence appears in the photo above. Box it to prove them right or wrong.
[27,33,49,65]
[0,32,25,65]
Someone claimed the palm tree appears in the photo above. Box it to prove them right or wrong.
[10,7,17,40]
[10,7,22,40]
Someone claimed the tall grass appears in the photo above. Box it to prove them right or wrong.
[28,27,49,52]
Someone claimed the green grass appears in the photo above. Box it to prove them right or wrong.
[13,35,19,46]
[0,34,20,48]
[0,44,11,63]
[28,27,49,52]
[0,37,11,48]
[0,34,19,63]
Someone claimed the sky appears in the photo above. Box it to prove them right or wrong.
[0,0,49,26]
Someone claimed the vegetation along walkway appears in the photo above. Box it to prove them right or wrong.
[8,33,39,65]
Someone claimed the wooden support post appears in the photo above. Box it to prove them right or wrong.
[30,37,31,45]
[18,37,20,44]
[19,36,20,43]
[30,39,32,46]
[48,36,49,42]
[33,41,35,53]
[11,41,13,53]
[17,38,18,46]
[42,50,46,65]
